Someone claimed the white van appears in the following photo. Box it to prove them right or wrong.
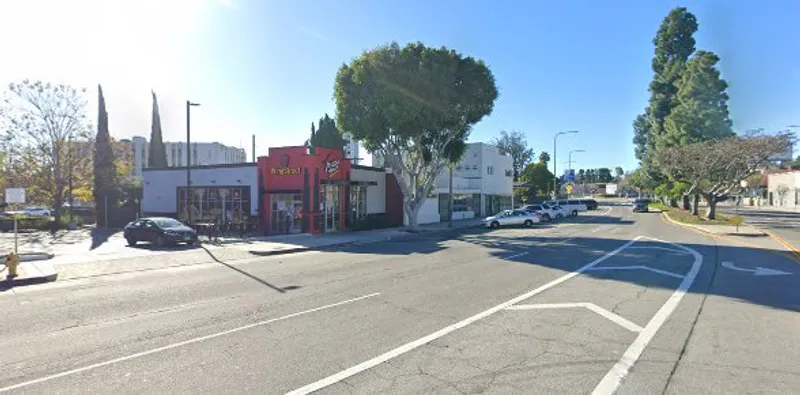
[544,199,587,217]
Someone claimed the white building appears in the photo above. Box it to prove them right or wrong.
[342,133,361,165]
[767,170,800,209]
[374,142,514,224]
[122,136,247,177]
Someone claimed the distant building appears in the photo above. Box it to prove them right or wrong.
[120,136,247,177]
[342,133,361,165]
[766,170,800,209]
[374,142,514,224]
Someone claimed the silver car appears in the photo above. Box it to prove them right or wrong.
[483,209,542,229]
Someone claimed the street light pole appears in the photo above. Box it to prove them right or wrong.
[568,149,585,173]
[186,100,200,225]
[553,131,578,198]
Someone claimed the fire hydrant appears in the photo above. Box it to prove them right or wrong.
[5,252,19,279]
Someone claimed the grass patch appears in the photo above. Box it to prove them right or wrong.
[658,205,736,225]
[648,202,672,212]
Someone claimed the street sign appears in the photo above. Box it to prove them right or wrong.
[566,185,573,194]
[4,188,25,204]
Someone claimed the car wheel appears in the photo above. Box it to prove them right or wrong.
[490,221,500,229]
[524,220,533,227]
[126,237,137,246]
[572,210,578,217]
[186,240,196,246]
[543,214,551,222]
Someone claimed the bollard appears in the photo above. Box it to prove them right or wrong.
[6,252,20,279]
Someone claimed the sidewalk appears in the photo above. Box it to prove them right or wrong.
[37,218,486,283]
[1,259,58,287]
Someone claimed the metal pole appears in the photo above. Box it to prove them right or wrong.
[553,135,557,199]
[104,196,108,227]
[448,165,453,228]
[13,215,18,254]
[252,134,256,163]
[186,101,192,225]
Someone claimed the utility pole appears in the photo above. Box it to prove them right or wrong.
[186,100,200,225]
[553,131,579,199]
[448,165,454,228]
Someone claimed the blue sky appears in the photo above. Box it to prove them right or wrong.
[1,0,798,172]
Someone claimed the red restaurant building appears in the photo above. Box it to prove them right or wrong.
[143,145,403,235]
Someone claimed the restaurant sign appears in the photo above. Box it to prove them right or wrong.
[271,154,302,176]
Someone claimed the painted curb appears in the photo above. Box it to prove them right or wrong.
[760,229,800,260]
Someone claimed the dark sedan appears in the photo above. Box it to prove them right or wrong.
[123,217,198,247]
[580,199,599,210]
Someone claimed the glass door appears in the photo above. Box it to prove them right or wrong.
[322,185,340,232]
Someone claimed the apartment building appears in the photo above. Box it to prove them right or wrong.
[121,136,247,176]
[374,142,514,224]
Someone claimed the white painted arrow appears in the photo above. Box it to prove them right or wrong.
[721,261,792,276]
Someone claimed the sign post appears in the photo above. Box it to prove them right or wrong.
[5,188,26,254]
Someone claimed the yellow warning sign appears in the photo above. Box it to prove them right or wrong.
[566,185,573,194]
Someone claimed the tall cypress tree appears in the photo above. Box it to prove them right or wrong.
[148,91,167,168]
[94,85,116,227]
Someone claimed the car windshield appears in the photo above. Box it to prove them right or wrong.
[154,219,185,229]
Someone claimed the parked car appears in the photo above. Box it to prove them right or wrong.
[580,199,599,210]
[482,209,541,229]
[545,200,587,217]
[547,204,568,219]
[522,204,557,222]
[632,199,649,213]
[123,217,198,247]
[23,207,51,217]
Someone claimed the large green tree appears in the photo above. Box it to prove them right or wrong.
[335,42,498,229]
[660,51,734,148]
[307,113,346,151]
[0,80,92,225]
[492,129,533,181]
[148,91,167,168]
[94,85,116,227]
[656,133,793,219]
[519,161,554,199]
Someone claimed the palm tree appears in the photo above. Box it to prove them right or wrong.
[538,151,550,164]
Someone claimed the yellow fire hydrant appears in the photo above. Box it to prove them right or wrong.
[6,252,20,279]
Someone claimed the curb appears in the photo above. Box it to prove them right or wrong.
[3,272,58,287]
[659,211,766,237]
[760,229,800,261]
[18,252,55,262]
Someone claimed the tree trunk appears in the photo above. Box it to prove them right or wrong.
[669,198,678,208]
[403,200,422,231]
[705,195,717,220]
[691,194,700,216]
[682,195,690,210]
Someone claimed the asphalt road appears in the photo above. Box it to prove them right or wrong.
[1,203,798,394]
[717,204,800,252]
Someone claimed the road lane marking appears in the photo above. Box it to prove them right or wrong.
[286,237,642,395]
[586,265,685,279]
[592,236,702,395]
[504,252,528,259]
[0,293,380,393]
[626,246,691,255]
[506,303,644,332]
[721,261,792,276]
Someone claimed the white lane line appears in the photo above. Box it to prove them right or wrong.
[592,237,703,395]
[286,237,643,395]
[506,303,643,333]
[504,252,528,259]
[0,293,380,393]
[586,265,685,279]
[626,246,691,255]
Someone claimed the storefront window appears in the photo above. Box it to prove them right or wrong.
[350,185,367,222]
[270,194,303,234]
[485,194,512,216]
[178,186,251,226]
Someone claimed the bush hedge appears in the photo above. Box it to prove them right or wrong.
[0,216,54,231]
